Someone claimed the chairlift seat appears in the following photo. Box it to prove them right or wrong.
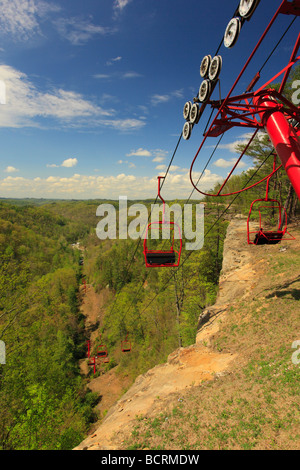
[146,251,176,266]
[97,346,108,358]
[121,342,131,353]
[254,230,283,245]
[247,190,294,246]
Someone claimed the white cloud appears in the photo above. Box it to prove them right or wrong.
[61,158,78,168]
[113,0,132,13]
[125,148,169,160]
[0,0,61,40]
[117,160,136,168]
[152,156,165,163]
[106,56,122,66]
[214,132,263,154]
[214,158,246,169]
[0,168,223,200]
[55,17,116,45]
[100,118,145,131]
[126,148,152,157]
[152,149,168,163]
[122,71,142,79]
[0,65,145,131]
[151,90,184,106]
[93,74,111,80]
[94,70,142,80]
[47,158,77,168]
[155,164,182,173]
[151,94,170,106]
[4,166,19,173]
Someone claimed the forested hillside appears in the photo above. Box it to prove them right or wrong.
[0,202,99,450]
[0,196,228,450]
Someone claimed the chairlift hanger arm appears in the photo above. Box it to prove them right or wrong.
[279,32,300,94]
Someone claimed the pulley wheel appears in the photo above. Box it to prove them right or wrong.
[183,101,192,121]
[200,55,212,78]
[224,17,241,48]
[190,103,200,124]
[198,79,211,103]
[182,121,192,140]
[208,55,222,81]
[239,0,259,19]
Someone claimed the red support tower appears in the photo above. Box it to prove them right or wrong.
[189,0,300,201]
[253,93,300,200]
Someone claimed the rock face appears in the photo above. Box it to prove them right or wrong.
[74,216,254,451]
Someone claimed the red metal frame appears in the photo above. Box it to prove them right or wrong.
[96,335,108,358]
[121,334,131,353]
[88,356,96,374]
[247,201,295,244]
[247,156,295,244]
[189,1,300,200]
[143,176,182,267]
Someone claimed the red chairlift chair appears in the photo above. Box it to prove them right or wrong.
[121,334,131,353]
[96,335,108,359]
[247,157,295,245]
[88,356,96,375]
[143,176,182,268]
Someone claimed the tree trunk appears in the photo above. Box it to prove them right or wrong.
[280,183,293,229]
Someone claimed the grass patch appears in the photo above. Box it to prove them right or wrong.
[122,228,300,450]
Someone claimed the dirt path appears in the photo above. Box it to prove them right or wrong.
[74,216,256,450]
[79,282,132,422]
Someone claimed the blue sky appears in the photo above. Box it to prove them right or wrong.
[0,0,298,200]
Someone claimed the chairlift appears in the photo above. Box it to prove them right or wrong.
[121,334,131,353]
[247,157,295,245]
[143,177,182,268]
[96,335,108,358]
